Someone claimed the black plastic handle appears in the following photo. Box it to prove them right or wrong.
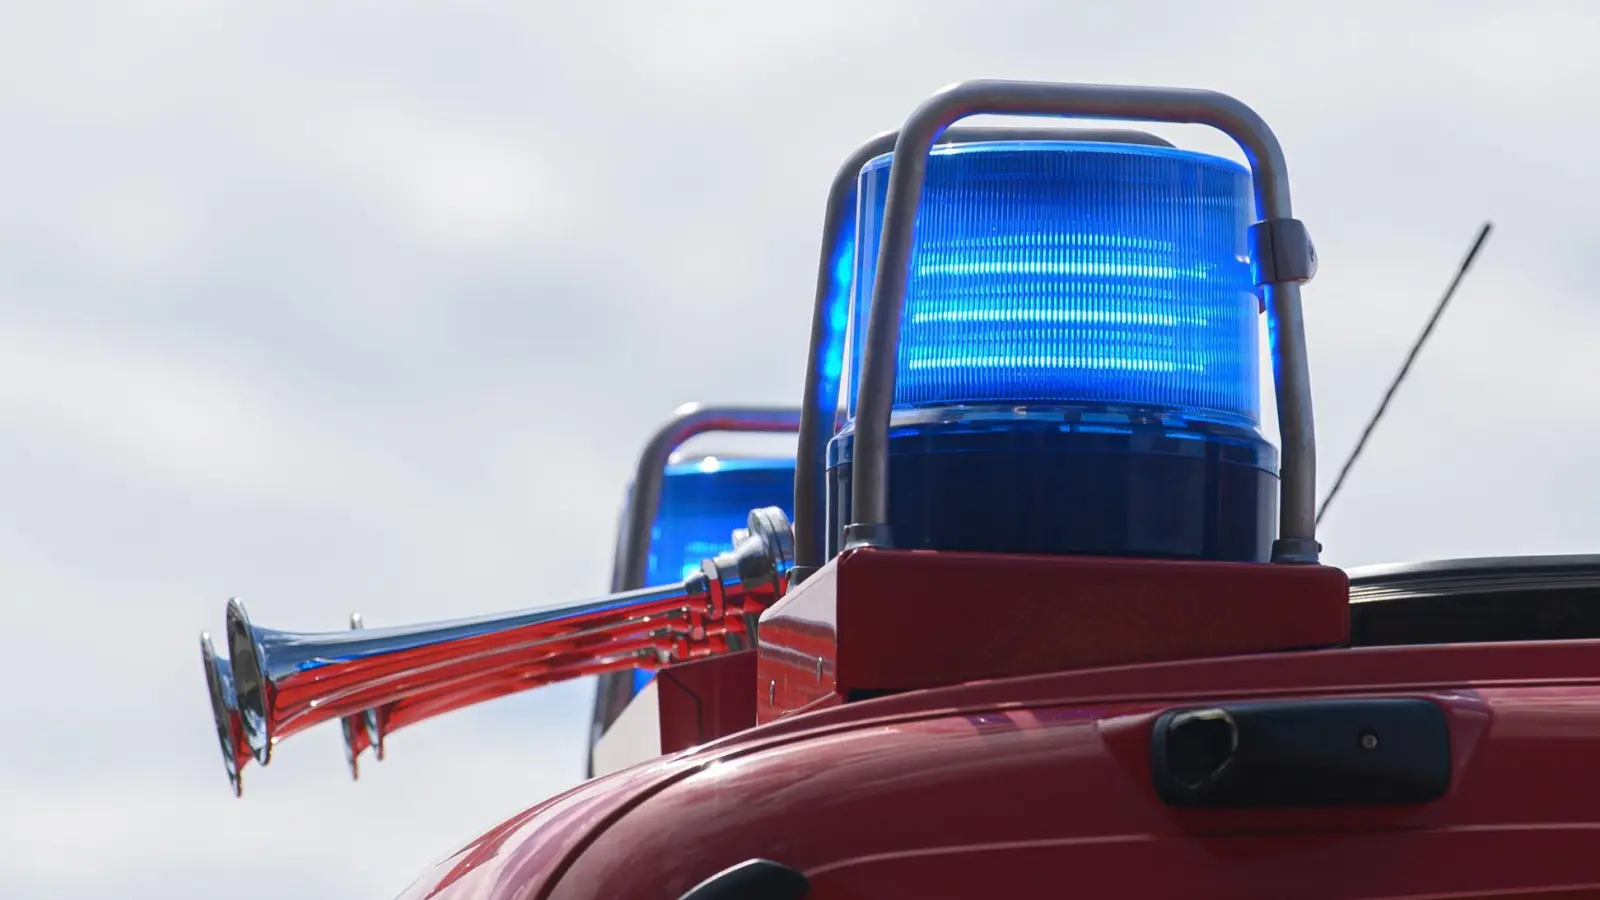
[1150,698,1452,809]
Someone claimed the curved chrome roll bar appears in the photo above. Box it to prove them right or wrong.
[589,404,802,758]
[794,81,1320,567]
[789,122,1180,582]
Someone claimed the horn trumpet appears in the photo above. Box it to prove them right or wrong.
[339,613,385,779]
[200,633,249,797]
[339,632,719,767]
[205,618,377,793]
[215,506,792,782]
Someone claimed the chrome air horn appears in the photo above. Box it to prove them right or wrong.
[213,506,792,783]
[203,619,686,791]
[339,613,384,780]
[205,618,384,793]
[199,633,249,798]
[340,635,686,769]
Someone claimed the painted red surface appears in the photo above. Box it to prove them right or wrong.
[657,649,757,754]
[757,547,1351,721]
[398,637,1600,900]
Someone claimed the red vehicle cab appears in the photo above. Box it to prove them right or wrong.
[200,78,1600,900]
[399,552,1600,899]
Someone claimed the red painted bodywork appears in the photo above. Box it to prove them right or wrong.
[757,547,1351,720]
[393,552,1600,900]
[657,649,757,754]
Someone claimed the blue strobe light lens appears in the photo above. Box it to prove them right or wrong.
[630,455,796,696]
[827,140,1277,562]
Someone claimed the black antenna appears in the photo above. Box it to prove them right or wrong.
[1316,222,1494,527]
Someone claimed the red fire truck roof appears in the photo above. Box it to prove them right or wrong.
[400,632,1600,900]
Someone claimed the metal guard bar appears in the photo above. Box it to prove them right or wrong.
[842,80,1320,565]
[590,403,801,764]
[614,403,802,592]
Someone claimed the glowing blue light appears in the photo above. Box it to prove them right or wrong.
[823,138,1277,564]
[817,235,855,401]
[643,455,796,585]
[630,455,796,697]
[844,140,1260,428]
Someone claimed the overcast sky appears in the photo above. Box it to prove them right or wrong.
[2,1,1597,897]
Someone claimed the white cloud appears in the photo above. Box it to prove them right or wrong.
[2,1,1599,898]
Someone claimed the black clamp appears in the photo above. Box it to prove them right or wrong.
[1270,536,1323,565]
[1249,217,1318,286]
[1248,217,1318,311]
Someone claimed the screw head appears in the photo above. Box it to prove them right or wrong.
[1359,730,1379,751]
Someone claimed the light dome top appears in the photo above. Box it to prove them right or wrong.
[846,139,1261,428]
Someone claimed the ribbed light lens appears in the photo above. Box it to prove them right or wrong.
[645,455,797,583]
[631,455,796,694]
[845,140,1259,426]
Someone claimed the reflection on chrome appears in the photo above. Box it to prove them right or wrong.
[199,507,793,795]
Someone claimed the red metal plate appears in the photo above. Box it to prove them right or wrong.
[657,649,757,755]
[757,547,1350,721]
